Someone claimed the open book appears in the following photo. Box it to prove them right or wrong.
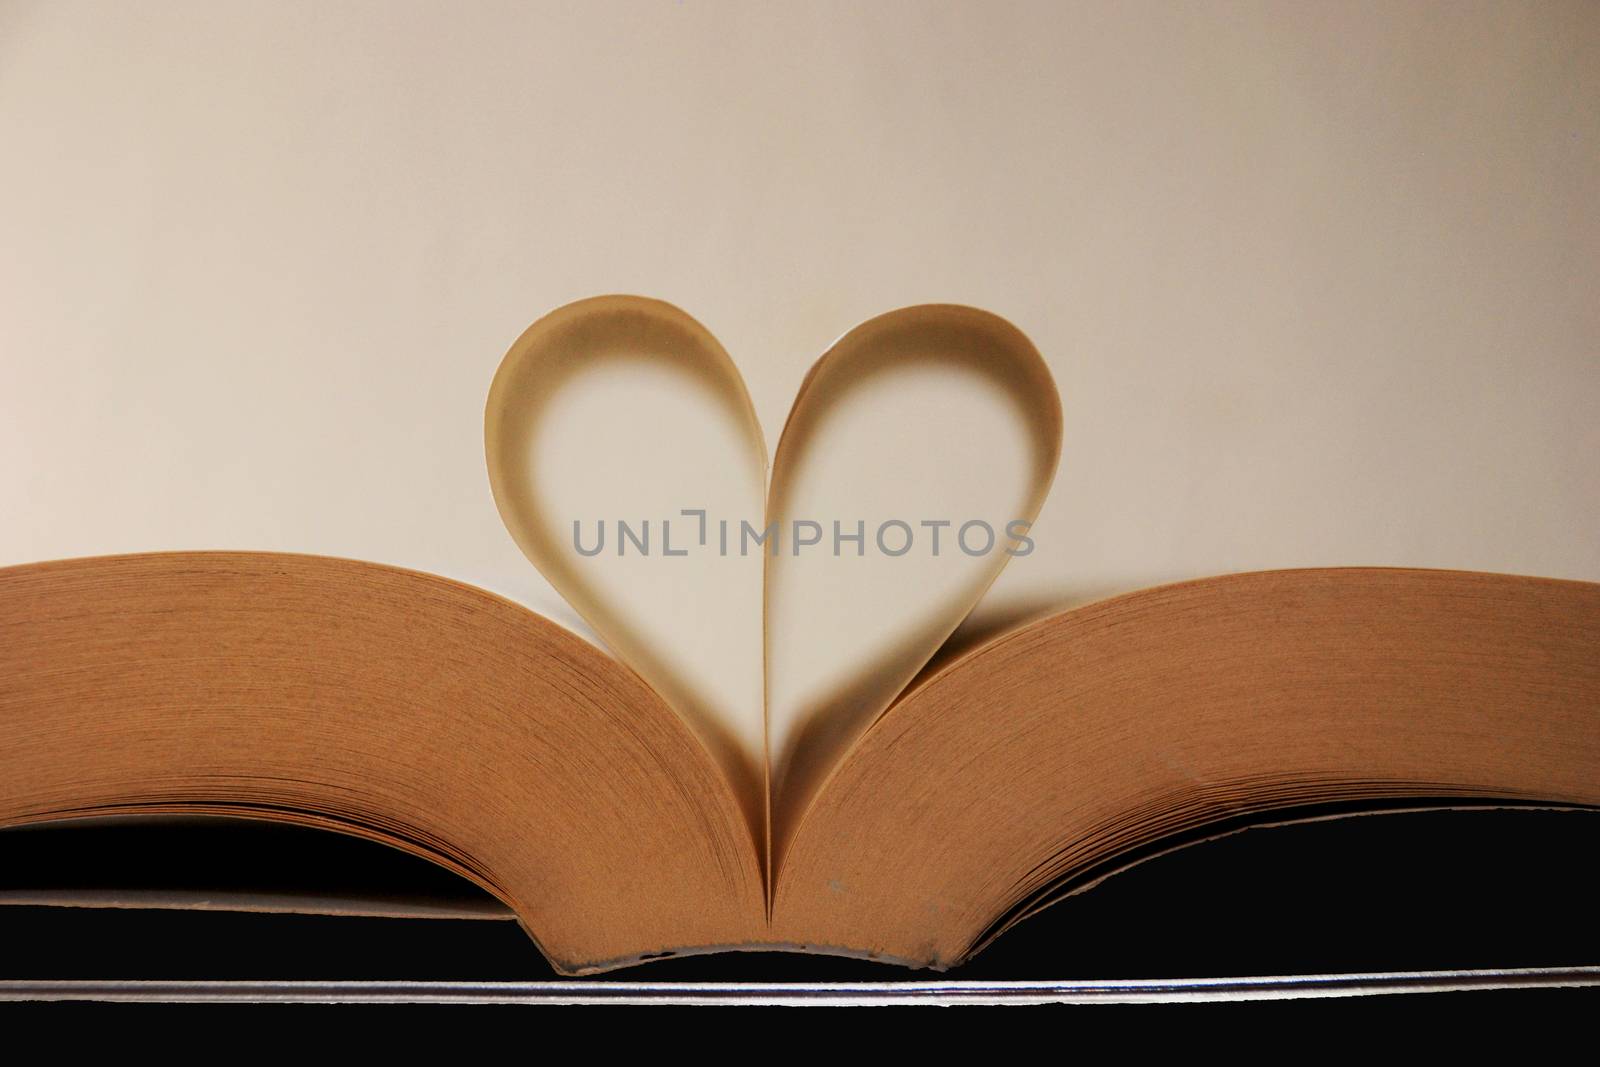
[3,296,1598,975]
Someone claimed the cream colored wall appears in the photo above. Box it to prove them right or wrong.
[2,1,1597,644]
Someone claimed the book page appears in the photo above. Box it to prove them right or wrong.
[486,297,768,812]
[764,307,1060,846]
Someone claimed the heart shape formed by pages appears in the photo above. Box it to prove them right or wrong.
[485,297,1061,852]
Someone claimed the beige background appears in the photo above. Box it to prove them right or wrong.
[2,0,1597,645]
